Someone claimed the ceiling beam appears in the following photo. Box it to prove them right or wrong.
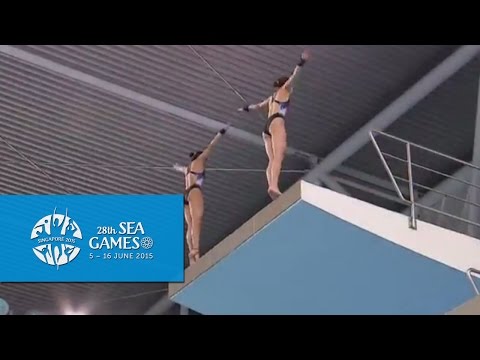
[333,164,410,194]
[333,176,406,206]
[304,45,480,183]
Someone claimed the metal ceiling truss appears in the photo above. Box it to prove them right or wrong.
[304,45,480,185]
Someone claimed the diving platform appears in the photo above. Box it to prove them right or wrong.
[168,181,480,315]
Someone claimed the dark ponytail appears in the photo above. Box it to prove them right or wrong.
[189,151,202,161]
[273,76,289,88]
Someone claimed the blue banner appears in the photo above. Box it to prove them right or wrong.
[0,195,184,282]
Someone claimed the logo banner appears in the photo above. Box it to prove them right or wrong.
[0,195,184,282]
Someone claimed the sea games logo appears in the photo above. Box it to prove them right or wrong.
[30,208,155,268]
[31,208,82,269]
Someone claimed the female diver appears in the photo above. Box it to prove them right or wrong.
[174,128,227,264]
[238,50,310,199]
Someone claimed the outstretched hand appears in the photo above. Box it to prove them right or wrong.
[237,105,249,112]
[301,49,310,61]
[219,125,230,135]
[173,163,185,173]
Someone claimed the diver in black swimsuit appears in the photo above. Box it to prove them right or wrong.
[174,128,227,264]
[238,50,310,200]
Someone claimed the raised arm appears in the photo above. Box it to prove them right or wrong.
[237,97,270,113]
[283,49,310,91]
[199,128,227,160]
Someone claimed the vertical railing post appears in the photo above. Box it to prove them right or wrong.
[406,142,417,230]
[467,269,480,295]
[439,195,447,227]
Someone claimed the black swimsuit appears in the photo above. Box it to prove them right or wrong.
[184,166,206,206]
[263,94,290,137]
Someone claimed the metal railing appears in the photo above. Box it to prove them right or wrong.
[467,268,480,295]
[369,130,480,231]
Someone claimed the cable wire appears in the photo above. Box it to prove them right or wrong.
[187,45,266,126]
[1,159,308,173]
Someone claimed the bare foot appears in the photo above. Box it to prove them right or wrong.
[189,249,199,265]
[268,187,282,200]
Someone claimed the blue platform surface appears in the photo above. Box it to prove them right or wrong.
[171,186,475,314]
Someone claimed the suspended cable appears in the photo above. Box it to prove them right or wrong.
[187,45,266,126]
[2,158,308,173]
[0,135,71,194]
[98,288,167,305]
[188,45,249,104]
[203,168,308,173]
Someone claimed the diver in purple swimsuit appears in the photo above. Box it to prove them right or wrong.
[238,50,310,200]
[174,128,227,264]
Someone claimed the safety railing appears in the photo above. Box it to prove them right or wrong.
[369,130,480,231]
[467,268,480,295]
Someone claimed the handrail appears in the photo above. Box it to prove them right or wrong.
[369,132,407,203]
[467,268,480,295]
[383,152,480,191]
[393,176,480,210]
[371,130,480,172]
[369,130,480,231]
